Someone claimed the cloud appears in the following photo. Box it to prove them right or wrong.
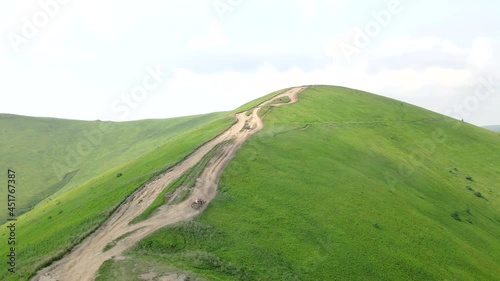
[467,37,497,69]
[1,1,498,126]
[148,42,496,125]
[73,0,116,40]
[113,32,499,125]
[187,21,228,51]
[374,37,465,57]
[324,37,494,101]
[293,0,319,18]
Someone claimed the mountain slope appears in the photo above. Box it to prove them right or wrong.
[0,114,235,281]
[0,113,226,221]
[101,86,500,280]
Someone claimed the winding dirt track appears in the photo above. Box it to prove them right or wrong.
[33,87,305,281]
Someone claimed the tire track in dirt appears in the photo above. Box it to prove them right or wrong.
[33,87,306,281]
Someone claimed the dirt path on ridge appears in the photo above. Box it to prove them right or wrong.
[33,87,306,281]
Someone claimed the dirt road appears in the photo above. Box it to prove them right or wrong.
[33,87,306,281]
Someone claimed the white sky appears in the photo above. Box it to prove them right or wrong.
[0,0,499,126]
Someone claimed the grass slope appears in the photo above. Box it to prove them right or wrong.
[0,115,234,281]
[101,86,500,280]
[232,88,292,113]
[0,113,226,221]
[130,140,231,224]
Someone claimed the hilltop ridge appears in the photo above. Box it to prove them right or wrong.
[104,85,500,280]
[1,85,499,281]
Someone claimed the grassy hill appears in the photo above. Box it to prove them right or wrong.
[98,86,500,280]
[0,113,227,221]
[484,125,500,132]
[0,114,235,281]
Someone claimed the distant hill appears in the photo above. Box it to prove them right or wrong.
[483,125,500,132]
[0,113,227,221]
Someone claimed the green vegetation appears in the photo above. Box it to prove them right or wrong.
[99,221,248,281]
[130,141,230,224]
[103,228,142,252]
[233,88,290,113]
[100,86,500,280]
[271,96,291,104]
[4,85,500,280]
[95,254,198,281]
[258,96,291,118]
[0,113,227,221]
[132,175,185,224]
[257,105,273,118]
[0,115,234,281]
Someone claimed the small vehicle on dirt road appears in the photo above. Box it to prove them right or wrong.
[191,198,205,209]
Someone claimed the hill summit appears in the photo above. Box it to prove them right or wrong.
[2,86,499,281]
[111,85,500,280]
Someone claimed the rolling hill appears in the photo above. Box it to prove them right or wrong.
[0,113,228,222]
[1,86,499,280]
[0,113,235,281]
[98,86,500,280]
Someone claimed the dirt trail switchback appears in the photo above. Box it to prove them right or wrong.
[33,87,306,281]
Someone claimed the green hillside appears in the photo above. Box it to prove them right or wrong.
[0,114,234,281]
[0,113,225,221]
[100,86,500,280]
